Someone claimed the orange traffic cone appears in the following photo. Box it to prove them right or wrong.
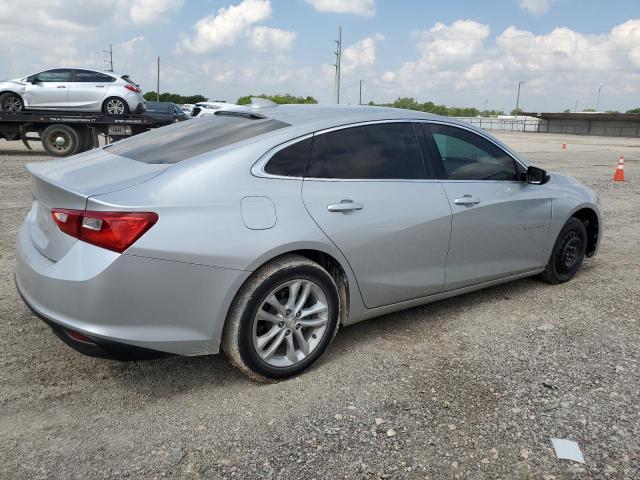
[613,155,625,182]
[561,143,567,150]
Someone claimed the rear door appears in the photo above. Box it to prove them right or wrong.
[24,69,71,108]
[301,122,452,308]
[421,122,552,290]
[67,69,114,110]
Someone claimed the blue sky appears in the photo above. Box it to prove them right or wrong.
[1,0,639,111]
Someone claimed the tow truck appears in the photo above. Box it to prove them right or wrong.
[0,110,177,156]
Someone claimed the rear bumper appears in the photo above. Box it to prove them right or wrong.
[16,280,169,361]
[15,221,250,357]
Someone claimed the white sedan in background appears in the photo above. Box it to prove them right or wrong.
[190,101,243,117]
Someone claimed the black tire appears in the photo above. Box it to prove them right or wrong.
[41,124,81,157]
[539,217,587,284]
[102,97,129,116]
[0,92,24,112]
[222,255,340,381]
[75,127,96,153]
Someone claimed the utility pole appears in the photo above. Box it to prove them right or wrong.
[359,80,364,105]
[514,81,524,116]
[574,100,578,113]
[596,82,603,111]
[103,43,113,72]
[484,98,488,113]
[333,27,342,104]
[156,57,160,102]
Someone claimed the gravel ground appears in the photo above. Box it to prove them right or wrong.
[0,132,638,480]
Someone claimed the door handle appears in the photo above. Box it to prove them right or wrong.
[454,195,481,206]
[327,200,363,213]
[57,85,66,88]
[95,85,105,88]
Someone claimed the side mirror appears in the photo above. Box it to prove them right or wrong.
[527,166,549,185]
[27,76,39,84]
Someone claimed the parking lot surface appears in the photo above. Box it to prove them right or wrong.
[0,132,638,479]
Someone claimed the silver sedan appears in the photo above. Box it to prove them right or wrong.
[14,104,601,380]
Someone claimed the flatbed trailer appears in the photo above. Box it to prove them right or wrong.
[0,110,173,156]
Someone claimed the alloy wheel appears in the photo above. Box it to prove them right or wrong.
[106,99,125,115]
[252,279,329,368]
[3,95,23,112]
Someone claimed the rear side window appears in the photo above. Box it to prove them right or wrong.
[428,124,519,181]
[264,138,312,177]
[106,115,289,164]
[306,123,425,179]
[74,70,115,82]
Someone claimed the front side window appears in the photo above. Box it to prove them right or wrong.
[35,69,72,82]
[428,124,519,181]
[74,70,115,82]
[306,123,425,179]
[264,137,312,177]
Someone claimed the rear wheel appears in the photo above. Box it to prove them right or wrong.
[539,217,587,284]
[0,92,24,112]
[41,124,81,157]
[222,255,340,381]
[102,97,129,116]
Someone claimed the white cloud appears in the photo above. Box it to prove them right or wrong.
[177,0,272,53]
[306,0,375,17]
[249,26,297,51]
[518,0,551,15]
[125,0,185,25]
[376,18,640,112]
[341,33,384,74]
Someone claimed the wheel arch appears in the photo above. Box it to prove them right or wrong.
[241,246,356,326]
[570,206,600,257]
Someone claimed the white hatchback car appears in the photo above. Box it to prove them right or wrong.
[0,68,146,115]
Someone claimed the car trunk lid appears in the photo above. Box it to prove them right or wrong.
[27,149,168,261]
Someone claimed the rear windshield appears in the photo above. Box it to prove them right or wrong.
[105,115,289,164]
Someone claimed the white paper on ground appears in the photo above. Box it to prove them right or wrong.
[551,438,585,463]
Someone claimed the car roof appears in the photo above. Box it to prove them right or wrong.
[240,104,448,132]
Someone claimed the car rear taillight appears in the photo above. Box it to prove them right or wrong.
[124,84,141,93]
[51,209,158,253]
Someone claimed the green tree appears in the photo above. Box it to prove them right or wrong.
[510,107,524,115]
[368,97,502,117]
[236,94,318,105]
[143,92,207,104]
[626,107,640,114]
[582,108,596,112]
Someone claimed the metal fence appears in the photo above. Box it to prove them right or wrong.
[453,117,541,132]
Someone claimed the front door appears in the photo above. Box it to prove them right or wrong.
[24,69,72,108]
[302,122,452,308]
[422,123,552,290]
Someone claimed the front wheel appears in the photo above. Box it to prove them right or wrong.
[0,92,24,112]
[102,97,129,116]
[222,255,340,381]
[539,217,587,284]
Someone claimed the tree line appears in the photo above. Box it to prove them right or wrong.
[143,91,640,116]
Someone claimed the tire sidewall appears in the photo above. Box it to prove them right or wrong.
[237,265,339,379]
[41,124,80,156]
[549,218,587,282]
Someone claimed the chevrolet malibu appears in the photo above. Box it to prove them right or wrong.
[15,104,601,380]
